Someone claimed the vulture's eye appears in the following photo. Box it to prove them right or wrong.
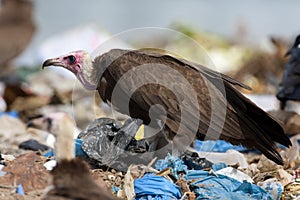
[68,55,76,64]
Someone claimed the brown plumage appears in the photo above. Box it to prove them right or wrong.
[42,49,292,165]
[28,113,119,200]
[0,0,35,71]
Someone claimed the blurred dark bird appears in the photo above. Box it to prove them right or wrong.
[42,49,291,165]
[277,35,300,110]
[0,0,35,74]
[28,113,119,200]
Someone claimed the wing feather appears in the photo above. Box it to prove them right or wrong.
[98,49,245,141]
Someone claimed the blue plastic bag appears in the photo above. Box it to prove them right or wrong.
[155,154,188,178]
[134,174,181,200]
[154,154,273,200]
[185,170,273,200]
[194,140,247,152]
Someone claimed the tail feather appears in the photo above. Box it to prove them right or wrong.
[255,142,283,165]
[237,116,284,165]
[226,85,291,165]
[245,99,292,148]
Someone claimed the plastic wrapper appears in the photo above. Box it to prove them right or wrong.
[134,174,181,200]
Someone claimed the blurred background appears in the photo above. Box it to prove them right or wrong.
[1,0,300,123]
[18,0,300,65]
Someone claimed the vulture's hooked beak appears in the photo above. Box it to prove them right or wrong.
[42,58,66,69]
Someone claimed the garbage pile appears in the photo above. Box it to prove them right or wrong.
[0,71,299,199]
[0,105,300,199]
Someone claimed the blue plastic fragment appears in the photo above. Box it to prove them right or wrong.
[195,139,290,152]
[259,178,283,200]
[212,162,227,171]
[134,174,181,200]
[154,155,273,200]
[43,139,87,158]
[43,150,54,157]
[16,184,24,195]
[74,139,87,157]
[155,153,188,178]
[194,140,247,152]
[185,170,273,200]
[0,110,18,118]
[111,185,120,194]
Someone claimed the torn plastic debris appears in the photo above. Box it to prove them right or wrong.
[16,184,25,195]
[194,140,247,152]
[44,160,57,171]
[156,153,226,177]
[0,164,5,177]
[111,185,120,194]
[43,117,151,170]
[181,151,214,170]
[216,167,254,183]
[196,149,249,168]
[19,139,50,151]
[155,154,273,200]
[0,110,18,118]
[155,153,188,178]
[257,178,283,200]
[212,162,227,171]
[186,170,272,200]
[134,174,181,200]
[78,118,151,169]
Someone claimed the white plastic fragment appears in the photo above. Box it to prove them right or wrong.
[245,163,260,178]
[44,160,57,171]
[196,149,248,168]
[216,167,254,183]
[277,168,293,187]
[123,165,135,200]
[285,134,300,162]
[2,154,15,161]
[0,164,6,177]
[46,134,56,148]
[257,178,283,200]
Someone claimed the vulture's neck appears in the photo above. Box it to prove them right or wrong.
[81,57,99,90]
[54,114,75,162]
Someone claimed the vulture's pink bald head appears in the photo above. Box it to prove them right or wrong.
[42,50,97,90]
